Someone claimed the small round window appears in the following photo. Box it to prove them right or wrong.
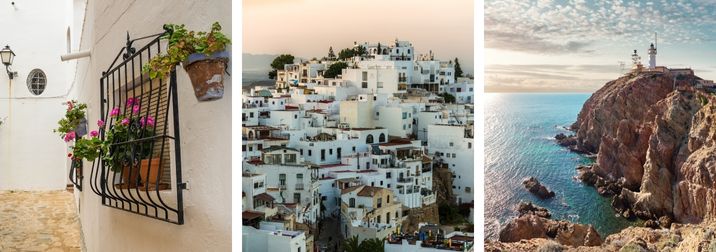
[27,69,47,95]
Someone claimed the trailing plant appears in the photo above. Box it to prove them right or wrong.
[102,98,156,172]
[54,100,87,141]
[143,21,231,79]
[70,131,102,162]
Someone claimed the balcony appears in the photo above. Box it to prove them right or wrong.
[295,183,305,191]
[397,177,414,183]
[279,184,287,190]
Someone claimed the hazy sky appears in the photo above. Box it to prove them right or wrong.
[485,0,716,92]
[243,0,474,75]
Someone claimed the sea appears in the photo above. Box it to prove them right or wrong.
[484,93,637,240]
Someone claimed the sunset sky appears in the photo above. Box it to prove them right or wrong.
[243,0,474,80]
[486,0,716,92]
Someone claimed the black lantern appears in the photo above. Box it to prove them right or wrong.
[0,45,15,79]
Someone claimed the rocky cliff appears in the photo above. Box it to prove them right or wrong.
[491,71,716,250]
[570,71,716,224]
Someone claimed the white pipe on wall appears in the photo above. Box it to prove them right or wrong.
[60,50,91,61]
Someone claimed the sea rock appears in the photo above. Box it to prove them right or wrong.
[658,215,672,229]
[643,220,659,229]
[523,177,556,199]
[517,202,551,219]
[498,213,602,247]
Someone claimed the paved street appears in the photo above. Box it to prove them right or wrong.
[0,191,82,251]
[316,215,343,252]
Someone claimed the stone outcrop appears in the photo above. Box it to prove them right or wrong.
[400,203,440,233]
[488,223,716,252]
[516,202,551,219]
[570,71,716,225]
[498,213,602,247]
[522,177,556,199]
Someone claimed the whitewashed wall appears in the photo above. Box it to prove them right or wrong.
[0,0,72,190]
[70,0,231,251]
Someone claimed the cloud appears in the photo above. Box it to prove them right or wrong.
[485,0,716,53]
[485,64,620,92]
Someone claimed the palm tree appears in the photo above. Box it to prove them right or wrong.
[359,238,385,252]
[342,236,361,252]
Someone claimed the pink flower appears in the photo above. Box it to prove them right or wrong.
[97,119,105,127]
[90,130,99,137]
[110,107,120,117]
[126,98,136,107]
[140,116,155,127]
[64,131,76,142]
[67,102,74,111]
[121,118,129,126]
[132,104,141,114]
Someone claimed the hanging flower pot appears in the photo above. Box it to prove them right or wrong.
[142,22,231,102]
[183,51,229,101]
[74,117,88,137]
[140,158,161,190]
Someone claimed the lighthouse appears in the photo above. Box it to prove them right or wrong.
[648,33,657,70]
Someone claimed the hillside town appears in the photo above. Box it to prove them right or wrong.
[242,39,475,252]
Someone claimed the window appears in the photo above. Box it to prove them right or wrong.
[468,142,472,149]
[450,142,454,147]
[308,150,312,156]
[349,198,355,207]
[379,133,386,142]
[242,145,246,151]
[337,148,342,158]
[465,187,471,193]
[361,71,368,88]
[386,212,391,223]
[366,134,374,144]
[249,112,254,118]
[402,112,407,119]
[329,149,333,155]
[27,69,47,95]
[377,215,382,224]
[294,114,298,119]
[387,195,390,203]
[300,149,304,155]
[257,144,263,150]
[377,198,382,208]
[297,174,303,180]
[386,172,392,178]
[294,193,301,203]
[352,146,356,152]
[321,149,326,161]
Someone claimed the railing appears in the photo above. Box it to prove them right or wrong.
[279,184,287,190]
[89,28,185,225]
[69,159,83,191]
[295,183,304,191]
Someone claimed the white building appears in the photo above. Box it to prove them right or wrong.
[427,124,474,204]
[243,225,307,252]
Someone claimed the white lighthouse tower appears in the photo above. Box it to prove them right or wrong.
[648,32,657,70]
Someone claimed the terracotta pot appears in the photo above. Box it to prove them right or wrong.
[183,51,229,101]
[121,165,140,188]
[140,158,161,187]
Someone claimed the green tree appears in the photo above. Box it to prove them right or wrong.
[354,45,367,57]
[343,236,361,252]
[328,46,336,59]
[323,62,349,78]
[359,238,385,252]
[439,92,456,104]
[454,57,463,79]
[268,54,295,79]
[338,48,354,60]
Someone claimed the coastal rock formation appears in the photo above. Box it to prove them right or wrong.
[498,213,602,247]
[516,202,551,218]
[571,71,716,224]
[487,223,716,251]
[522,177,556,199]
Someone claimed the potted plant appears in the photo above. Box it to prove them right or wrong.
[54,100,88,140]
[143,22,231,101]
[102,98,159,189]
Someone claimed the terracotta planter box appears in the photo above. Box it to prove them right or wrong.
[183,51,229,101]
[140,158,161,189]
[119,165,140,189]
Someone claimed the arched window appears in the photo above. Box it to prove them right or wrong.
[366,134,374,144]
[27,69,47,95]
[379,133,386,142]
[349,198,355,207]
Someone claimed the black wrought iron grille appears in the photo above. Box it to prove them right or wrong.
[69,159,83,191]
[89,30,185,225]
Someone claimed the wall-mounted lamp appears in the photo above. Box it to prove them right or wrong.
[0,45,17,79]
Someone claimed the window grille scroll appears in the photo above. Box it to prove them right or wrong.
[89,29,185,225]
